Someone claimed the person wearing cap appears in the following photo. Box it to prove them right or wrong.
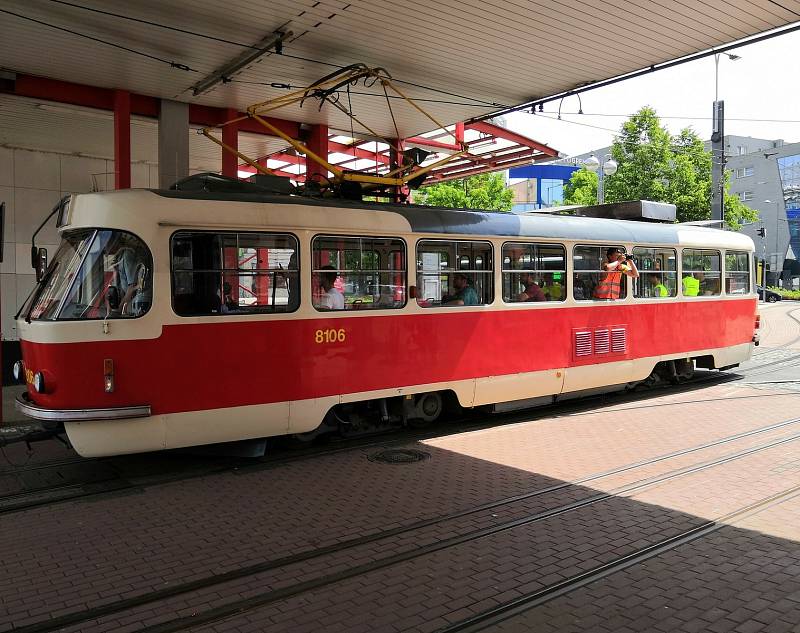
[594,248,639,299]
[443,272,479,305]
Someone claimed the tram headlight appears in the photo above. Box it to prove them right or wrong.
[33,371,45,393]
[12,361,23,382]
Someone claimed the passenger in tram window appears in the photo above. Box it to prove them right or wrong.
[702,274,720,296]
[682,271,702,296]
[317,265,345,310]
[443,272,479,306]
[649,273,668,297]
[573,274,588,300]
[115,245,151,316]
[594,248,639,300]
[221,282,237,312]
[517,272,546,302]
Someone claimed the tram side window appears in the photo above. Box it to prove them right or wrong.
[725,251,751,294]
[633,247,677,298]
[573,245,627,300]
[171,231,299,316]
[502,243,566,302]
[416,240,493,307]
[682,249,721,297]
[43,229,153,321]
[311,235,406,311]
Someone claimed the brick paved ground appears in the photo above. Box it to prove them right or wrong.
[491,491,800,633]
[1,305,799,632]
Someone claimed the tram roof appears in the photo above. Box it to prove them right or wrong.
[140,188,753,249]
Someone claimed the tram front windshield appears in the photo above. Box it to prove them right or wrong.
[23,229,153,321]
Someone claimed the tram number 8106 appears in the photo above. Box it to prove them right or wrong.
[315,328,346,344]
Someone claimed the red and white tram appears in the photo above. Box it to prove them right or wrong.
[13,176,758,457]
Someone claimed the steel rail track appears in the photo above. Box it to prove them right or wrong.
[0,363,787,516]
[117,429,800,633]
[442,482,800,632]
[10,417,800,633]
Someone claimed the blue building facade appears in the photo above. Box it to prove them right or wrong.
[508,164,579,212]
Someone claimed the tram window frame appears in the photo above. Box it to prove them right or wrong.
[501,242,566,303]
[681,248,722,297]
[27,229,154,322]
[725,250,751,295]
[632,247,677,298]
[573,244,629,301]
[311,235,407,312]
[170,230,300,317]
[416,239,494,308]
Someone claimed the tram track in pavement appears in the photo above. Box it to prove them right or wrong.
[10,413,800,633]
[0,370,750,514]
[441,481,800,633]
[0,361,793,517]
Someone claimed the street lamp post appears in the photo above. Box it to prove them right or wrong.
[711,51,741,222]
[584,154,617,204]
[714,52,741,102]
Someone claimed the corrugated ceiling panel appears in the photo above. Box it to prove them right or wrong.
[0,0,798,148]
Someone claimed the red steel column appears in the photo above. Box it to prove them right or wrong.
[113,90,131,189]
[305,124,328,184]
[222,108,238,178]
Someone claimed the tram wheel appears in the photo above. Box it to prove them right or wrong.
[409,392,444,428]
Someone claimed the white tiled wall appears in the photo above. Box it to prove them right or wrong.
[0,148,157,340]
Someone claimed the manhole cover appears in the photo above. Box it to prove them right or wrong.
[368,449,430,464]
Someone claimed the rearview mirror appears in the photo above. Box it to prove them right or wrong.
[34,247,48,282]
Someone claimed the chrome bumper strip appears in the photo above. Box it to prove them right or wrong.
[15,393,151,422]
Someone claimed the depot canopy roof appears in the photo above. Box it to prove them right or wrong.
[1,0,799,139]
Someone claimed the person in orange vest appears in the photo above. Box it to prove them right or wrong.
[594,248,639,299]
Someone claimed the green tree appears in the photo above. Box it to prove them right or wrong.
[563,106,758,230]
[562,168,598,206]
[416,172,514,211]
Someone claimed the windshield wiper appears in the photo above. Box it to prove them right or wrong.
[24,261,59,323]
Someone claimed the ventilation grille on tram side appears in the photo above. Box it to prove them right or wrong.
[611,327,627,353]
[574,325,628,360]
[594,329,610,354]
[575,331,593,356]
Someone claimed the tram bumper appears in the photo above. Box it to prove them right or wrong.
[15,391,151,422]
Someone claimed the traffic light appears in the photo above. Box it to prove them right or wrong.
[757,227,766,238]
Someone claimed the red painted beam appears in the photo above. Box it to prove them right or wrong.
[10,74,158,116]
[404,136,462,152]
[113,90,131,189]
[3,73,300,138]
[328,141,390,165]
[430,152,549,181]
[465,121,558,156]
[266,152,304,165]
[238,164,304,181]
[188,104,299,138]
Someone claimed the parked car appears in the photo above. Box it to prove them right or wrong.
[757,285,782,302]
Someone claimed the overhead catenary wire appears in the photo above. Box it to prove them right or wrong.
[227,80,496,108]
[542,110,800,124]
[38,0,508,109]
[0,8,198,72]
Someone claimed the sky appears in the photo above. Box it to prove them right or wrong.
[502,28,800,158]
